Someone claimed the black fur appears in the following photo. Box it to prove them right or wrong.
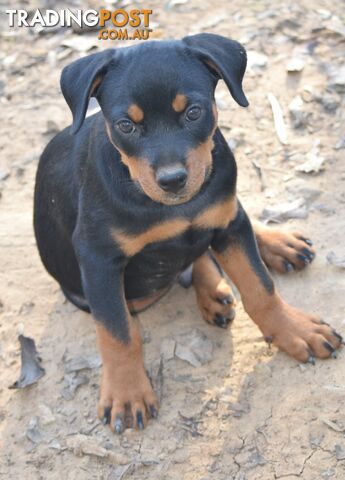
[34,34,267,342]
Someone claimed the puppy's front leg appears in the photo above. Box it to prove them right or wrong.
[211,202,342,362]
[74,244,158,432]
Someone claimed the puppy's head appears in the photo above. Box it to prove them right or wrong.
[61,34,248,205]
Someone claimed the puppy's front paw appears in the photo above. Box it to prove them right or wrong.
[256,228,316,273]
[98,365,159,433]
[258,301,343,363]
[96,323,159,433]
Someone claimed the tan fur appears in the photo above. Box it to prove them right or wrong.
[214,247,273,317]
[118,153,140,180]
[192,253,235,325]
[112,218,190,256]
[253,222,316,273]
[112,193,235,256]
[105,122,140,179]
[127,104,144,123]
[172,93,187,112]
[96,320,158,430]
[194,196,237,229]
[116,135,215,206]
[181,102,218,201]
[89,75,102,99]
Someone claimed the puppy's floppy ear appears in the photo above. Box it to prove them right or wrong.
[60,49,115,134]
[183,33,249,107]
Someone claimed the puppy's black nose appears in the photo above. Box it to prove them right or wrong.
[156,168,187,193]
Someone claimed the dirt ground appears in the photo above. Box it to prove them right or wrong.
[0,0,345,479]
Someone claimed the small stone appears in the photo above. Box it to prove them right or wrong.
[289,95,310,128]
[321,468,336,479]
[38,404,55,426]
[295,144,325,173]
[309,430,324,449]
[286,57,305,72]
[61,35,99,53]
[246,449,266,468]
[334,444,345,460]
[235,447,266,469]
[227,128,246,152]
[49,439,63,450]
[0,170,9,181]
[160,338,176,361]
[26,416,42,444]
[247,50,268,70]
[335,136,345,150]
[227,138,237,151]
[326,252,345,269]
[327,65,345,93]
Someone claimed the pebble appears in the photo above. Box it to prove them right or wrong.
[286,57,305,72]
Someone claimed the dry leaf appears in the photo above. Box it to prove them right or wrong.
[267,93,288,145]
[10,335,45,389]
[261,198,308,223]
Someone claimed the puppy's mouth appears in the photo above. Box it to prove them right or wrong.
[158,191,194,206]
[136,165,212,206]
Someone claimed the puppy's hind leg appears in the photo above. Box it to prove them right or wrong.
[61,287,91,313]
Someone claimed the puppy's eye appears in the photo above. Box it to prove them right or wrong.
[116,119,135,134]
[185,106,201,121]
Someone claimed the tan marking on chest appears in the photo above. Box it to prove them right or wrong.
[112,196,237,257]
[112,218,190,256]
[193,196,237,229]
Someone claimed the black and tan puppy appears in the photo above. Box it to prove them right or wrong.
[34,34,342,433]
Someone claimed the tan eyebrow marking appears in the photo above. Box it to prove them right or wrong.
[127,104,144,122]
[172,94,187,113]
